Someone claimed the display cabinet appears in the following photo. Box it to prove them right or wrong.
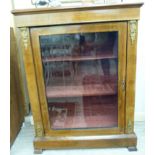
[12,2,143,153]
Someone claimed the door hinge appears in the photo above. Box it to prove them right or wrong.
[122,80,126,91]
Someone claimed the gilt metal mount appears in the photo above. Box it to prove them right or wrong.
[129,20,137,45]
[20,27,29,49]
[35,122,44,137]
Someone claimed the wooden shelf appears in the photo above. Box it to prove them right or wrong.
[42,53,117,63]
[49,96,118,129]
[46,83,117,98]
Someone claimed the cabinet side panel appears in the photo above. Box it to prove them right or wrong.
[125,20,138,133]
[10,27,25,146]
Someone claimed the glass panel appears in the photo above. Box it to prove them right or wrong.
[40,31,118,130]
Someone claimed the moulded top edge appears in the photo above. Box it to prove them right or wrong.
[11,2,144,15]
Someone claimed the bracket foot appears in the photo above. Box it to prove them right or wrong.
[127,146,137,151]
[34,149,43,154]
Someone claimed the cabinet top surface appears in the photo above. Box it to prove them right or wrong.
[12,2,143,15]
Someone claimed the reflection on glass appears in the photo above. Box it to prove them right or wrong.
[40,32,118,129]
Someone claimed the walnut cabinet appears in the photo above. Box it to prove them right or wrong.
[12,2,143,153]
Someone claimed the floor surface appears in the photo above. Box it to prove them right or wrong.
[11,121,144,155]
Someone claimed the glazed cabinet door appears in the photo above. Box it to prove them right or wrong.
[30,22,127,136]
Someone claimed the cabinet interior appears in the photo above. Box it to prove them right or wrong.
[40,31,119,130]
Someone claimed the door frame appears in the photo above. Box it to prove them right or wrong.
[30,22,127,136]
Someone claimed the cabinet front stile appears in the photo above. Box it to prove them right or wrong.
[19,27,44,137]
